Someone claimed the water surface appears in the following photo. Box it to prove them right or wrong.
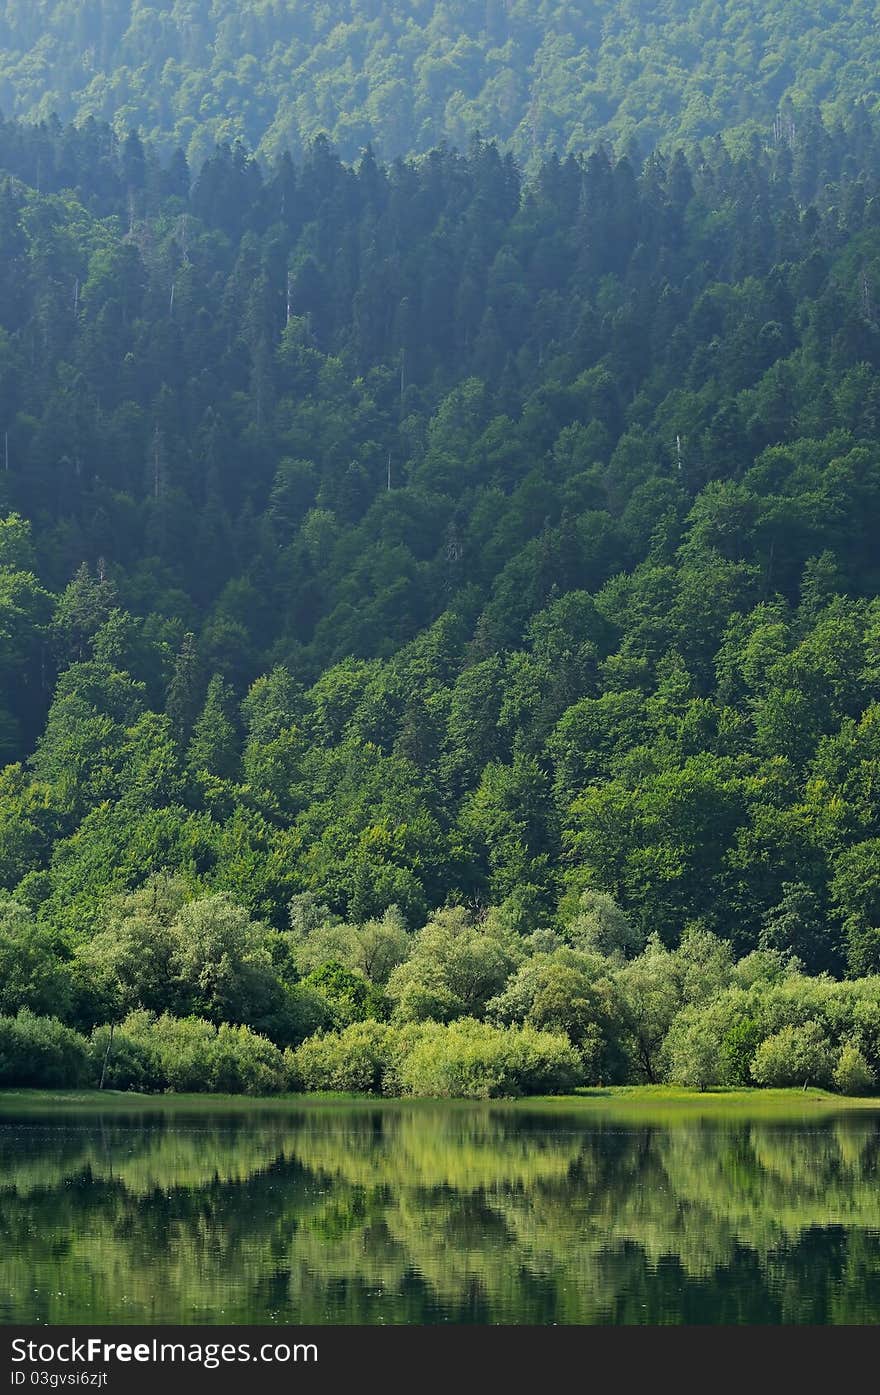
[1,1098,879,1324]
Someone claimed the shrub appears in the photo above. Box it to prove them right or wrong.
[89,1020,160,1092]
[289,1019,581,1097]
[209,1023,293,1094]
[293,1020,395,1093]
[833,1042,876,1096]
[750,1020,835,1088]
[133,1013,218,1092]
[394,1019,582,1099]
[93,1011,291,1093]
[0,1009,89,1087]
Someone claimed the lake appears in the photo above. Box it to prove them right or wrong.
[1,1096,879,1324]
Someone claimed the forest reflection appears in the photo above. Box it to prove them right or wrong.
[1,1106,879,1324]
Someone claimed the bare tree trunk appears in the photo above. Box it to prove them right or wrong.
[99,1023,116,1091]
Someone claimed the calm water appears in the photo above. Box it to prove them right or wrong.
[2,1100,880,1324]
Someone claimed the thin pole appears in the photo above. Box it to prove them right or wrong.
[99,1022,115,1090]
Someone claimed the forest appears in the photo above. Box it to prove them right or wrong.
[0,2,879,170]
[4,95,880,1093]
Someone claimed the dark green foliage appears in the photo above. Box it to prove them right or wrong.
[0,1009,89,1087]
[0,895,71,1018]
[300,960,388,1029]
[187,674,240,782]
[720,1017,765,1087]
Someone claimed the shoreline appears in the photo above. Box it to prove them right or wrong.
[2,1085,879,1120]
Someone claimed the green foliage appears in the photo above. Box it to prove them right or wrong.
[4,85,880,1095]
[616,929,733,1083]
[288,905,410,985]
[166,893,285,1028]
[291,1020,395,1094]
[563,889,643,960]
[293,1017,580,1098]
[720,1017,765,1087]
[0,1009,89,1087]
[2,1,880,174]
[299,960,388,1028]
[92,1010,291,1094]
[386,906,521,1023]
[750,1020,836,1089]
[187,674,240,783]
[0,894,70,1018]
[71,873,191,1016]
[486,947,626,1082]
[393,1019,582,1098]
[833,1041,876,1096]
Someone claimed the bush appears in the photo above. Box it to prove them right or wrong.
[209,1023,294,1094]
[394,1020,582,1099]
[92,1011,291,1094]
[833,1042,876,1096]
[289,1019,582,1097]
[89,1020,159,1092]
[130,1013,217,1092]
[750,1020,835,1088]
[293,1020,395,1093]
[0,1009,90,1087]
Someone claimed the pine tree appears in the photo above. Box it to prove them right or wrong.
[187,674,240,781]
[165,633,202,742]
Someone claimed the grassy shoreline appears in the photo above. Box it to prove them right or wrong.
[1,1085,880,1120]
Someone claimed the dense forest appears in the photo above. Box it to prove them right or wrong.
[1,1,880,170]
[5,96,880,1093]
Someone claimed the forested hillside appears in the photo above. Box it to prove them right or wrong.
[4,104,880,1091]
[1,1,879,169]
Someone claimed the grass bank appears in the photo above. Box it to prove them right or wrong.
[0,1085,879,1122]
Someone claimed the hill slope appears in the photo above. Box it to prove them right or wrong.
[1,112,880,985]
[1,1,879,168]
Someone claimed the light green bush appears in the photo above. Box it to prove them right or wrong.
[93,1011,291,1094]
[209,1024,294,1094]
[290,1018,581,1097]
[833,1042,876,1096]
[394,1019,582,1099]
[89,1021,159,1092]
[750,1020,835,1089]
[292,1020,395,1093]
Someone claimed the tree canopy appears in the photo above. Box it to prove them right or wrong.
[2,92,880,1090]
